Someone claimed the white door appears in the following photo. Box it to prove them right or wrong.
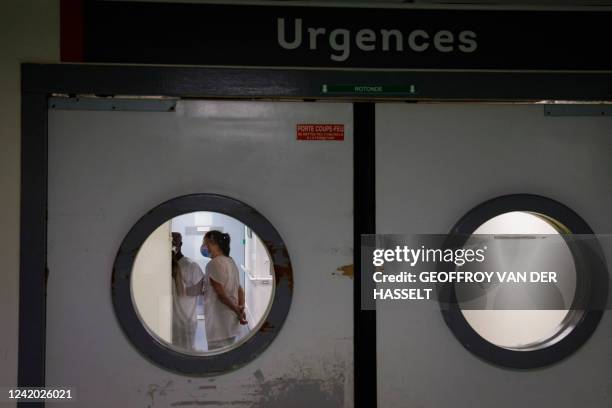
[47,100,354,407]
[376,103,612,408]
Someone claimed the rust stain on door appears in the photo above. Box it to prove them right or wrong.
[333,264,354,279]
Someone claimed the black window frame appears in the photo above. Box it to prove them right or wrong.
[440,194,609,368]
[112,193,292,375]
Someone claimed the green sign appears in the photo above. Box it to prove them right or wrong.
[321,84,417,95]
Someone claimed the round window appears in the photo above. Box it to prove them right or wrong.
[112,194,292,375]
[440,194,607,368]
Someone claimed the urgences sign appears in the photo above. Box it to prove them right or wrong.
[63,1,612,70]
[277,18,477,62]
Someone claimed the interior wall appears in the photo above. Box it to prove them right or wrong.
[0,1,59,402]
[132,221,173,342]
[244,232,274,328]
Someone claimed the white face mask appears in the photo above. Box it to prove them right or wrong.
[172,245,178,254]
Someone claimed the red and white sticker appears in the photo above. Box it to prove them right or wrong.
[297,124,345,141]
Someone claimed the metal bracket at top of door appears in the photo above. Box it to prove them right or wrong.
[544,104,612,117]
[49,96,178,112]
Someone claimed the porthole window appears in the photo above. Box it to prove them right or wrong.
[112,194,292,375]
[440,194,608,368]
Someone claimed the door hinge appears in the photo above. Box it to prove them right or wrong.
[49,96,178,112]
[544,104,612,117]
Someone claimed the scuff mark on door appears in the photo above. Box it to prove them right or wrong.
[147,380,174,407]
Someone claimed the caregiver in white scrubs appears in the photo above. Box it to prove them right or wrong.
[171,232,205,351]
[201,230,247,350]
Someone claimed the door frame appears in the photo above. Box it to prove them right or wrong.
[20,63,612,407]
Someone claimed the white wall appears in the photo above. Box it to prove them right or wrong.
[244,230,274,328]
[131,221,173,342]
[0,1,59,402]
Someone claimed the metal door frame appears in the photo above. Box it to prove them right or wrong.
[20,63,612,407]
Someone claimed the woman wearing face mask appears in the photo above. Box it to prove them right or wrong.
[201,230,247,350]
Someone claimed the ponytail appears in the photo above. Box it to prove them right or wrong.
[205,230,231,256]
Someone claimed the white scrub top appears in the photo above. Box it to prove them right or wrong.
[204,255,241,343]
[172,256,204,350]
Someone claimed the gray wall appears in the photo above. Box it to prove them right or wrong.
[0,2,59,404]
